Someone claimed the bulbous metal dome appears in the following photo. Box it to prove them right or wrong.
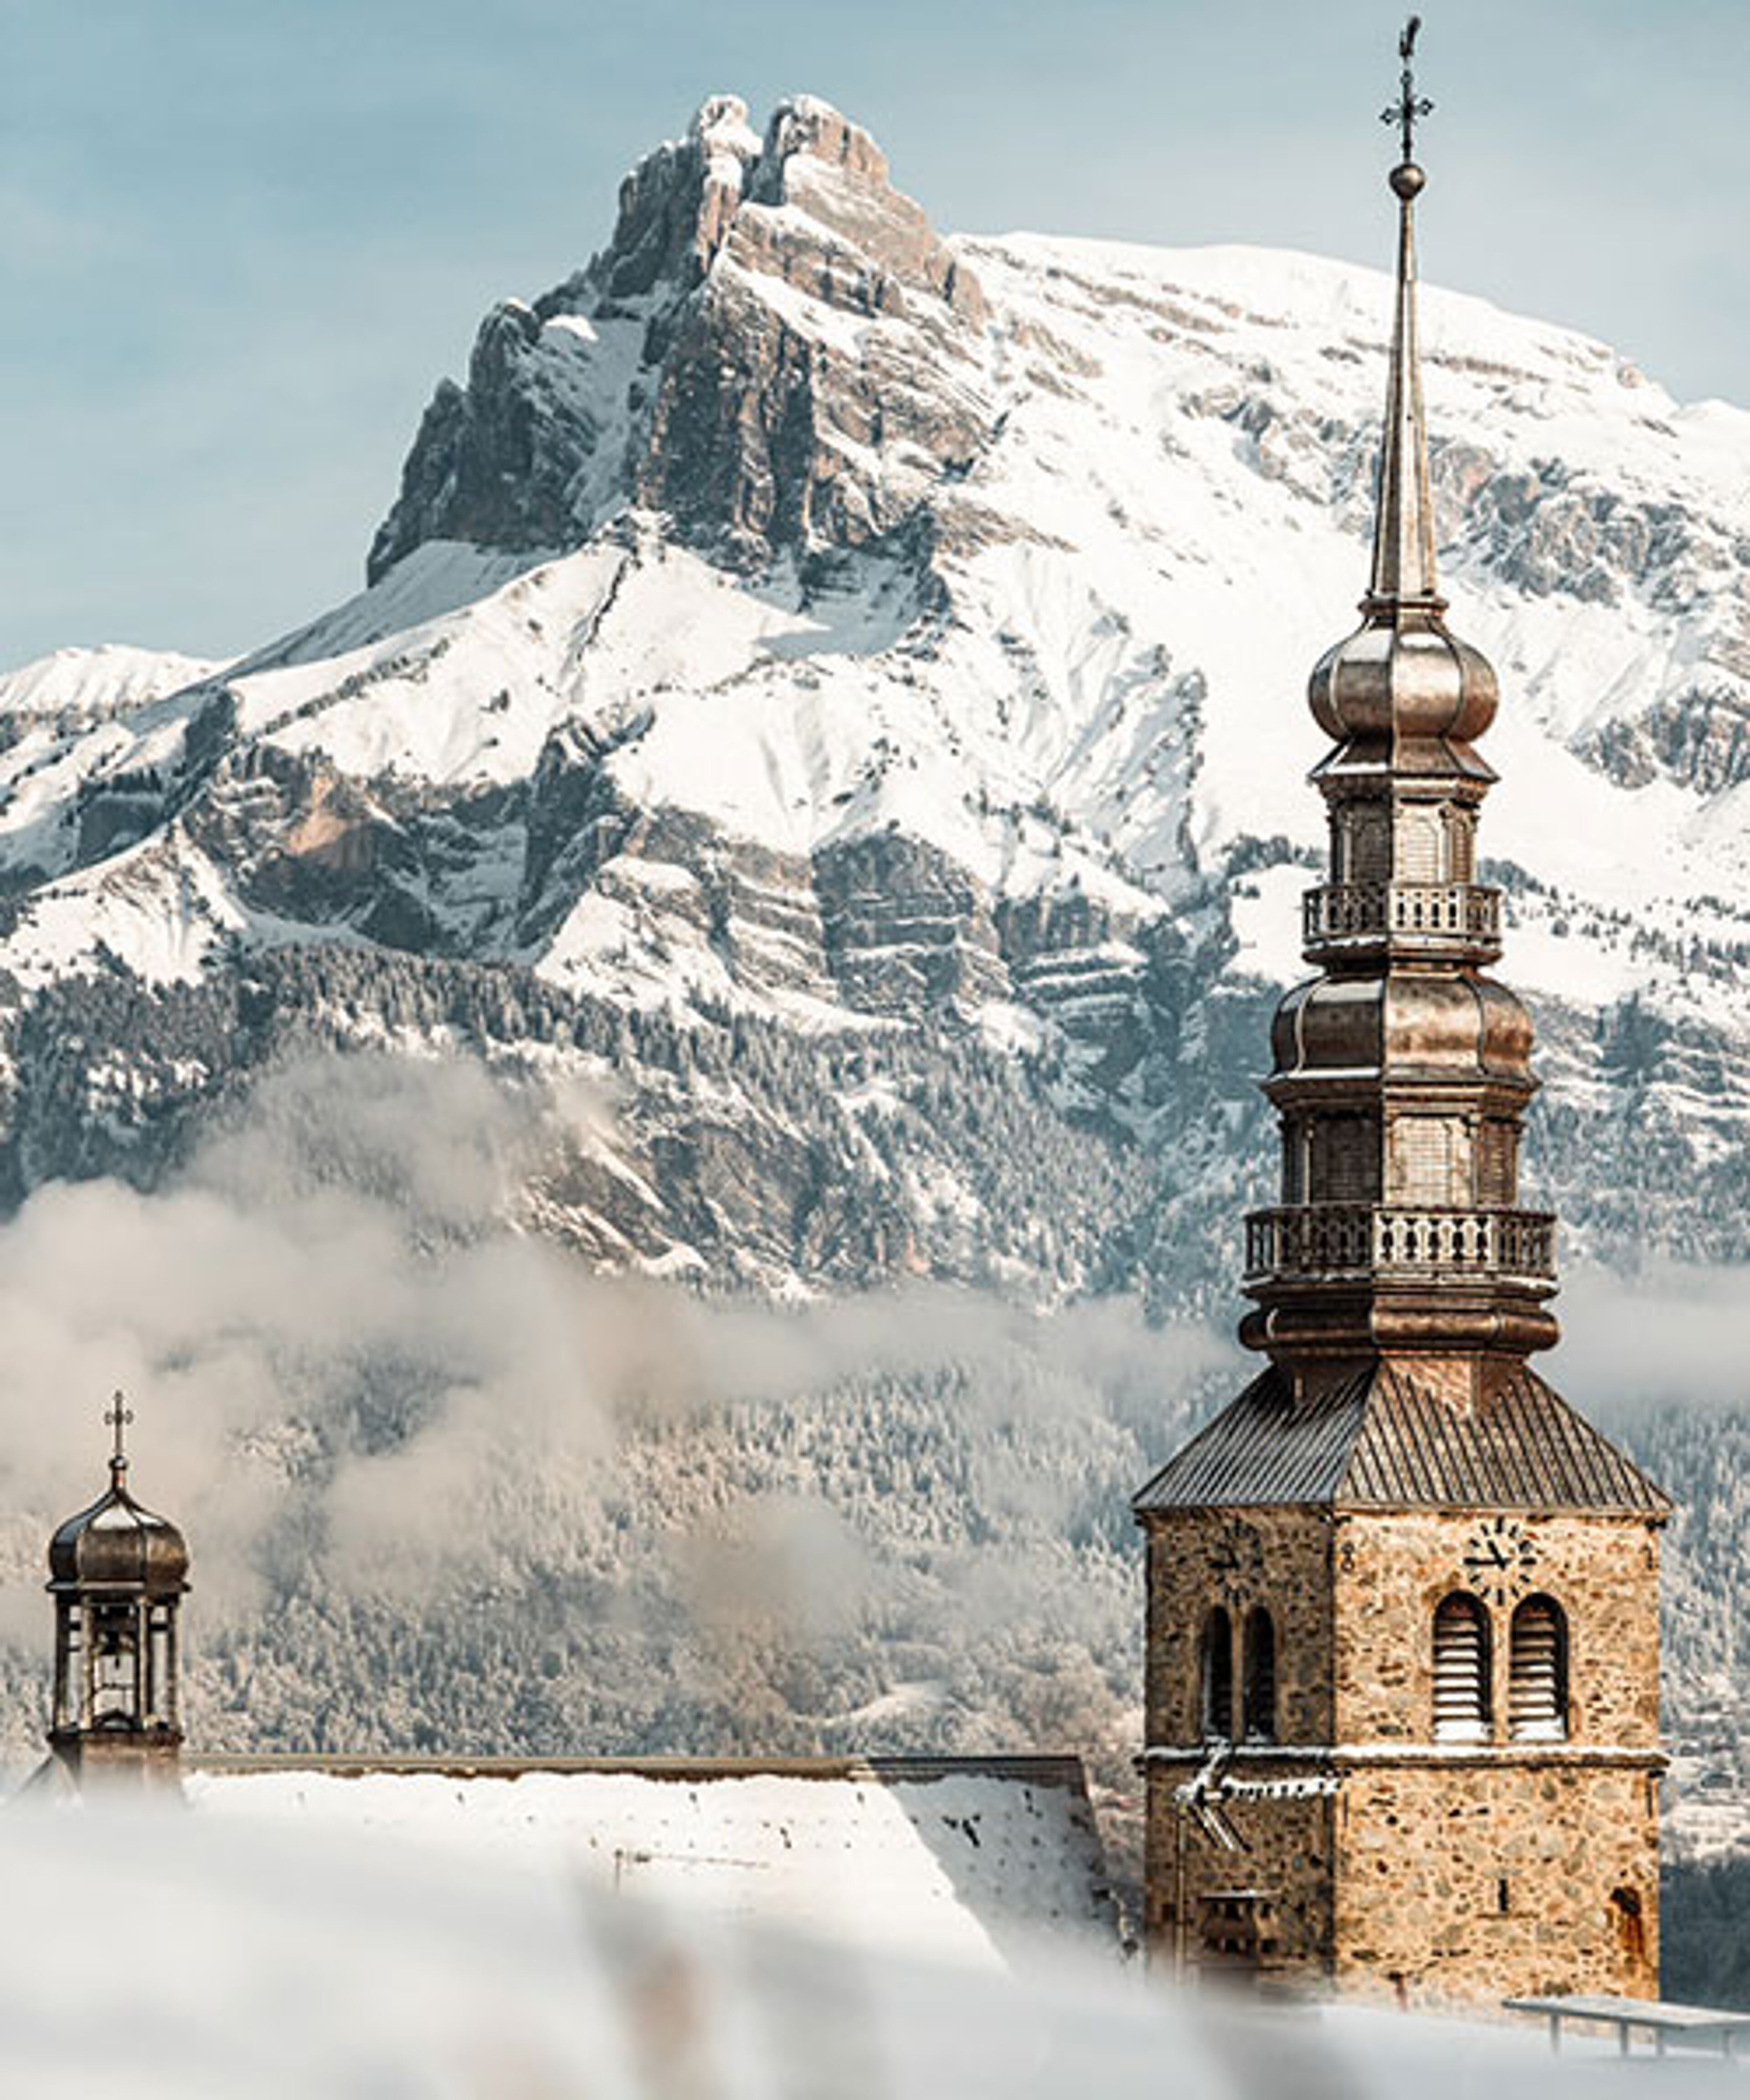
[1271,971,1534,1083]
[1308,617,1498,752]
[48,1464,189,1596]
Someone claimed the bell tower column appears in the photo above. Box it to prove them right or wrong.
[1134,20,1668,2010]
[47,1396,190,1791]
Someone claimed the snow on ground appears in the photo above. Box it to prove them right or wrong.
[1,1797,1734,2099]
[0,833,247,990]
[0,641,220,719]
[231,536,550,676]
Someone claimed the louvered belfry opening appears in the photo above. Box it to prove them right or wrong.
[1432,1592,1491,1742]
[1201,1606,1235,1740]
[1242,1607,1277,1743]
[1508,1595,1568,1742]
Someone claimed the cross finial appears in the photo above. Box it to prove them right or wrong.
[104,1391,133,1480]
[1382,15,1433,167]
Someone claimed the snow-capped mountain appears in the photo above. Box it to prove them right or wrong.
[3,91,1748,1287]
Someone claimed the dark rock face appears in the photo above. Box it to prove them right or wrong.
[367,95,992,585]
[1580,692,1750,794]
[367,307,589,568]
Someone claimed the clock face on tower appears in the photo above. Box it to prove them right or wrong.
[1461,1514,1539,1605]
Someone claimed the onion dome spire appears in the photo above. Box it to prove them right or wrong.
[1240,20,1558,1374]
[1369,20,1440,615]
[1307,16,1498,785]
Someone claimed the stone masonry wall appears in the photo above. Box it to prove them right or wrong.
[1141,1498,1663,2002]
[1144,1762,1334,1979]
[1327,1501,1662,2005]
[1331,1507,1663,1747]
[1334,1759,1660,2004]
[1143,1507,1335,1747]
[1143,1507,1338,1981]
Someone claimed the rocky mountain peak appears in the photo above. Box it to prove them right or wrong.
[366,94,990,586]
[596,93,763,302]
[742,95,984,325]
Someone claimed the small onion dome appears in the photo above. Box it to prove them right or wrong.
[48,1465,189,1596]
[1308,616,1499,753]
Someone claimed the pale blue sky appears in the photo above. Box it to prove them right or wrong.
[1,0,1744,668]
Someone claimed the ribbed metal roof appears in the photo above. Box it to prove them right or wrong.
[1133,1360,1668,1515]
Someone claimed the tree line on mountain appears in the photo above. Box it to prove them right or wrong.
[1663,1855,1750,2009]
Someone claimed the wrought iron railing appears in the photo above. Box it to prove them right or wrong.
[1302,881,1502,952]
[1244,1204,1555,1284]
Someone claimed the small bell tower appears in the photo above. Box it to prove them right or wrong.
[47,1396,190,1789]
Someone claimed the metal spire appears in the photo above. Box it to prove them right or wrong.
[1367,16,1443,616]
[104,1390,133,1487]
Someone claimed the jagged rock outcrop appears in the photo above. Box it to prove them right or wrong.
[367,95,992,582]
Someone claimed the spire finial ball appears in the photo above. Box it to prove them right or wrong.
[1390,162,1426,201]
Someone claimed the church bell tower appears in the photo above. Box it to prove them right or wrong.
[1134,24,1668,2007]
[47,1397,190,1790]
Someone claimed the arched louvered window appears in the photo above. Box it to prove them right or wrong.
[1242,1607,1277,1743]
[1432,1592,1491,1743]
[1509,1596,1568,1742]
[1200,1607,1234,1741]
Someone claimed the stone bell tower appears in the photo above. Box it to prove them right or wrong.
[47,1396,190,1790]
[1134,25,1668,2009]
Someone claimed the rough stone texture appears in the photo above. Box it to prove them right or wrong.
[1333,1758,1659,2004]
[1331,1507,1663,1749]
[1139,1457,1664,2006]
[1143,1506,1334,1749]
[1143,1774,1333,1976]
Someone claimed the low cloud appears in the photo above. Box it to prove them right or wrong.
[1552,1261,1750,1419]
[0,1050,1228,1780]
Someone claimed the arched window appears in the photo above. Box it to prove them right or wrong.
[1509,1596,1568,1742]
[1242,1606,1276,1743]
[1200,1606,1234,1741]
[1432,1592,1491,1742]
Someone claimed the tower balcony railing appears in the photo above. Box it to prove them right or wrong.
[1302,881,1502,956]
[1244,1204,1556,1286]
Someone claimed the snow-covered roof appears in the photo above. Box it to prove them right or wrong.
[183,1752,1119,1970]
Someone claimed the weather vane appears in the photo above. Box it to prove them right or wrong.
[104,1390,134,1472]
[1382,15,1433,165]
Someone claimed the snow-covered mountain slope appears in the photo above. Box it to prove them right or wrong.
[0,643,221,724]
[3,92,1748,1282]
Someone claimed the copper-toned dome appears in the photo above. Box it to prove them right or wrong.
[1271,974,1378,1076]
[1305,126,1501,782]
[48,1471,189,1596]
[1383,973,1531,1077]
[1271,972,1533,1083]
[1308,617,1498,753]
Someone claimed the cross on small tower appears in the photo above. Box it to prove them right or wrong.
[105,1391,134,1478]
[1382,15,1433,165]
